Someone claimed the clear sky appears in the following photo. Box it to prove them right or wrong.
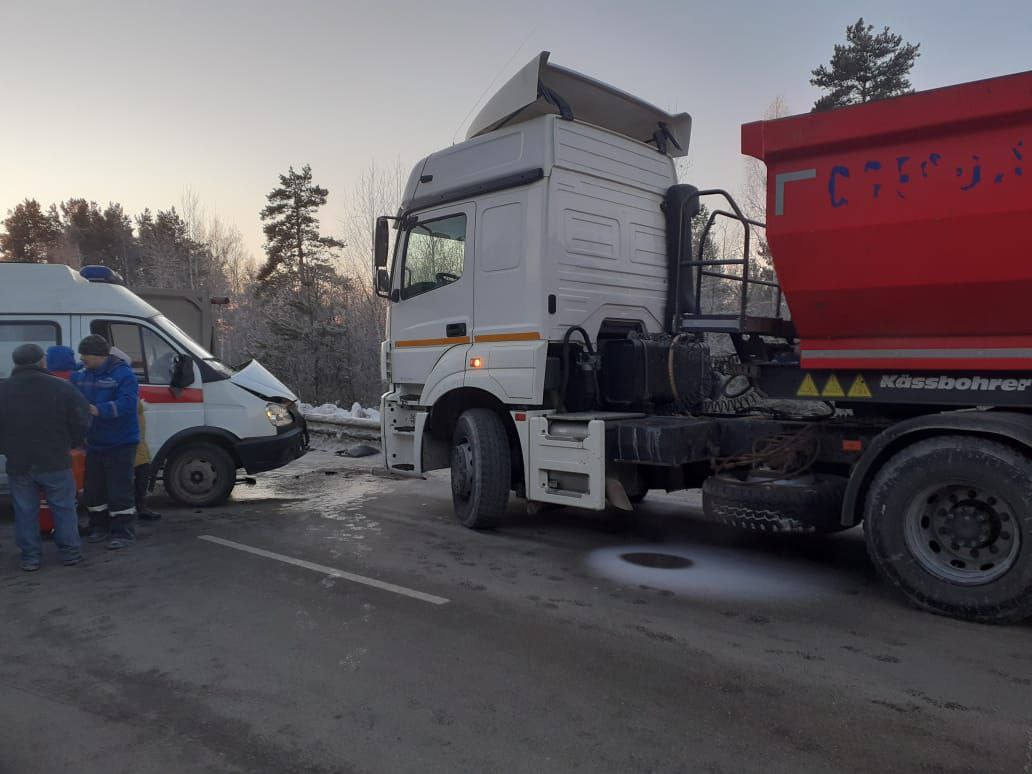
[1,0,1028,260]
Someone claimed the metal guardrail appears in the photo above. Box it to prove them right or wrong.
[303,411,381,442]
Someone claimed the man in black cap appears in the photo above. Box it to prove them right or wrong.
[72,334,140,549]
[0,343,90,571]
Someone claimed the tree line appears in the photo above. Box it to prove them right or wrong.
[0,163,404,407]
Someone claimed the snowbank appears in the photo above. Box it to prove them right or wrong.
[301,402,381,424]
[301,402,380,445]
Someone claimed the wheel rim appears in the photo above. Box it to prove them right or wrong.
[451,438,474,502]
[903,483,1021,585]
[177,456,219,497]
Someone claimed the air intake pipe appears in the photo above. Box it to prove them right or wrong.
[662,184,700,333]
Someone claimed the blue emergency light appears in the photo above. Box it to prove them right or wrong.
[79,265,126,284]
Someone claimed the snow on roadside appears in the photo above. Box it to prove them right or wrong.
[301,401,381,423]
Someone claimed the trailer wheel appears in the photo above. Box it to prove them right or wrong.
[702,474,848,533]
[864,436,1032,624]
[451,409,511,529]
[165,442,236,507]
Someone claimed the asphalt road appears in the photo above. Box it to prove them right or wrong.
[1,446,1030,774]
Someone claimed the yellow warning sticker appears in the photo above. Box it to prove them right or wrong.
[797,374,820,398]
[822,374,846,398]
[847,374,872,399]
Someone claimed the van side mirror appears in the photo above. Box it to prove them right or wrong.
[373,217,390,269]
[170,354,195,389]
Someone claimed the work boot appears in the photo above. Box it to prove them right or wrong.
[107,533,136,550]
[137,506,162,521]
[107,522,136,550]
[135,466,160,520]
[86,527,111,544]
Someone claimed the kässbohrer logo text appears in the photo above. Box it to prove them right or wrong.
[880,375,1032,391]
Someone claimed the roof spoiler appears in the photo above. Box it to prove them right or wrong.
[466,51,692,157]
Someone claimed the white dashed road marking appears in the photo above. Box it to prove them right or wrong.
[199,535,450,606]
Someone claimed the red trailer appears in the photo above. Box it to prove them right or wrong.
[666,71,1032,623]
[742,70,1032,372]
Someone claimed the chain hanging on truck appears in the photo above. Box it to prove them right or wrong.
[710,424,822,481]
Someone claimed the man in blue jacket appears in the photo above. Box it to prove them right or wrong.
[73,334,140,549]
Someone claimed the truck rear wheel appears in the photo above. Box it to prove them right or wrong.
[451,409,511,529]
[702,474,848,533]
[165,442,237,507]
[864,436,1032,624]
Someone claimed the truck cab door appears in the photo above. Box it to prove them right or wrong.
[388,203,475,389]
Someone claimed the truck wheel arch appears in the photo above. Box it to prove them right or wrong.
[425,387,522,483]
[843,411,1032,527]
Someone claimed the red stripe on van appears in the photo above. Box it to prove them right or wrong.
[140,386,204,404]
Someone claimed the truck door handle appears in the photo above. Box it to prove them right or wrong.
[446,322,467,338]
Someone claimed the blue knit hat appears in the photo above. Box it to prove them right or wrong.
[46,345,78,372]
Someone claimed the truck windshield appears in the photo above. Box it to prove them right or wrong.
[153,315,234,375]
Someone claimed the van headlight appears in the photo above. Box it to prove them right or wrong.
[265,403,293,427]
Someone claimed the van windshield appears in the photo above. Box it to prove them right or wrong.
[152,315,234,376]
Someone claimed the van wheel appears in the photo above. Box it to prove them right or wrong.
[864,436,1032,624]
[165,442,236,507]
[451,409,510,529]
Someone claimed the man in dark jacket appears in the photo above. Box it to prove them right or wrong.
[72,334,140,550]
[0,343,90,571]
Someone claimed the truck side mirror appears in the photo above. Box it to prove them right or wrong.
[375,266,391,296]
[169,354,196,389]
[373,217,390,269]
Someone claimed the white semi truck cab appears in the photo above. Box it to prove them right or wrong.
[376,52,699,523]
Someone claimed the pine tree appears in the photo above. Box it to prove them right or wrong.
[256,165,349,403]
[810,18,920,111]
[60,199,137,277]
[258,164,344,289]
[0,199,63,262]
[136,207,212,289]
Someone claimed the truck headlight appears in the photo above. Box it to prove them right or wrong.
[265,403,293,427]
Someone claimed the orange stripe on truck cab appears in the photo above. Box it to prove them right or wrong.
[393,331,540,348]
[394,336,471,348]
[473,331,541,343]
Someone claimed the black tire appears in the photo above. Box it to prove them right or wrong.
[164,442,237,507]
[702,474,848,533]
[864,436,1032,624]
[451,409,511,529]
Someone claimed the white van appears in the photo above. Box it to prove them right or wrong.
[0,264,308,506]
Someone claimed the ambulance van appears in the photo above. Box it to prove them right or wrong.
[0,264,308,506]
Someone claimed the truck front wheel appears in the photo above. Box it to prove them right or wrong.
[450,409,511,529]
[864,436,1032,624]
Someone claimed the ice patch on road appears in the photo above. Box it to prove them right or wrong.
[586,542,845,605]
